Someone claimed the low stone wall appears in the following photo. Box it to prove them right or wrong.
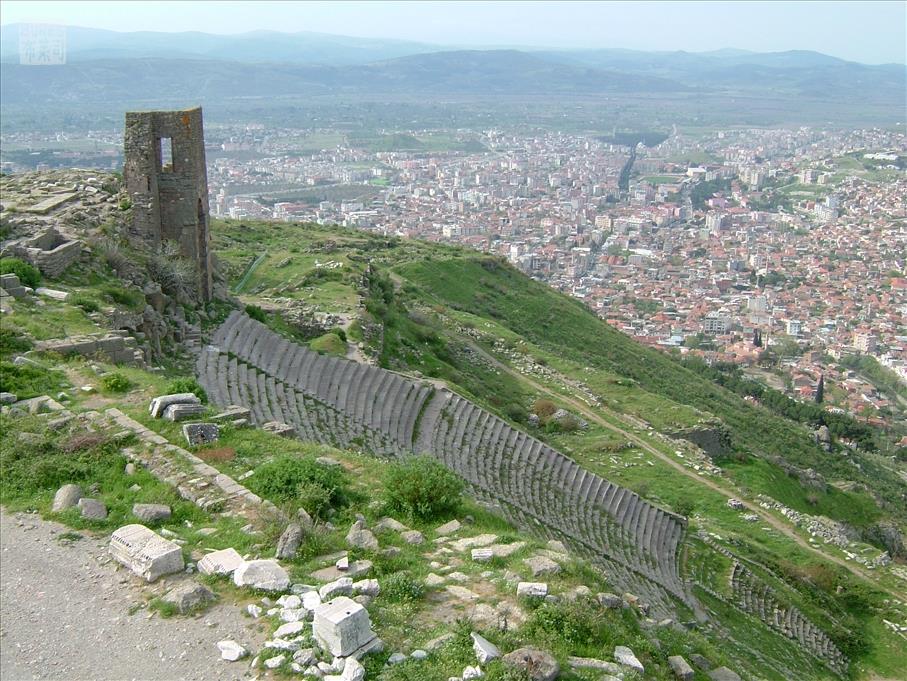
[36,330,145,366]
[2,228,83,278]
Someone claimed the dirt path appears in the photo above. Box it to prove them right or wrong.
[467,341,905,600]
[0,510,262,681]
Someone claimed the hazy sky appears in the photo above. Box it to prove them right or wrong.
[1,0,905,64]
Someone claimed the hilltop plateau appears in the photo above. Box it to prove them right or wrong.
[1,170,906,680]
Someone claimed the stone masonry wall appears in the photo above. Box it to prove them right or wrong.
[123,107,212,301]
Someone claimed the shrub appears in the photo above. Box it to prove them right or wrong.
[245,304,267,322]
[0,361,66,399]
[673,498,696,517]
[296,480,335,519]
[101,372,132,393]
[0,257,40,288]
[70,294,101,313]
[382,455,463,520]
[524,599,607,648]
[310,332,347,356]
[101,284,143,310]
[532,399,557,419]
[381,571,425,603]
[166,377,208,404]
[248,455,349,517]
[0,327,32,356]
[147,243,197,302]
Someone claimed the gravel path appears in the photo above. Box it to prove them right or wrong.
[0,509,264,681]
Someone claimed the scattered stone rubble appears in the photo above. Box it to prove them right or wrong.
[757,494,888,567]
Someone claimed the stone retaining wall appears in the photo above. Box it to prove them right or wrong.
[36,331,145,366]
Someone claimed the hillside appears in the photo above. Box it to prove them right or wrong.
[1,172,906,680]
[2,44,904,132]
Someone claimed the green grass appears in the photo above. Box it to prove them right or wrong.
[640,175,683,185]
[309,331,348,356]
[393,255,904,528]
[0,414,207,532]
[0,357,70,399]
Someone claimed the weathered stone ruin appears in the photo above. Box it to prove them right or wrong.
[199,311,690,615]
[2,227,82,277]
[123,106,213,302]
[35,330,145,366]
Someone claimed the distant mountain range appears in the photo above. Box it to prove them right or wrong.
[0,25,903,126]
[0,25,443,65]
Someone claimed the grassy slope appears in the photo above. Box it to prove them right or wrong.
[394,256,902,527]
[210,220,907,678]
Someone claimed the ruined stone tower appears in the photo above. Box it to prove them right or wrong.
[123,107,213,301]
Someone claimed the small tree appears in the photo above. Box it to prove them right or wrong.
[815,374,825,404]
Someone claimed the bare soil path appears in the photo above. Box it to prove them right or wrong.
[0,509,263,681]
[466,340,905,600]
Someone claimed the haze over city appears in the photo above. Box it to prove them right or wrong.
[1,0,905,64]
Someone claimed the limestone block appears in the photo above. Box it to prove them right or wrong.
[318,577,354,601]
[311,560,372,583]
[340,656,365,681]
[567,657,625,676]
[35,288,69,301]
[352,579,380,597]
[524,555,561,577]
[614,646,644,674]
[149,393,199,418]
[263,421,296,438]
[212,405,251,421]
[233,559,290,592]
[312,596,376,657]
[471,548,494,562]
[163,403,206,422]
[109,524,184,582]
[0,392,17,404]
[401,530,424,545]
[708,668,742,681]
[182,422,220,446]
[597,592,623,609]
[217,640,248,661]
[52,483,83,511]
[276,523,304,560]
[450,533,498,552]
[435,519,461,535]
[373,517,407,532]
[502,647,559,681]
[162,581,216,614]
[346,520,379,550]
[668,655,694,680]
[470,632,501,663]
[78,498,108,520]
[132,503,171,523]
[517,582,548,598]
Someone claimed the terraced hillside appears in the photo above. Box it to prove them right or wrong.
[199,311,690,615]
